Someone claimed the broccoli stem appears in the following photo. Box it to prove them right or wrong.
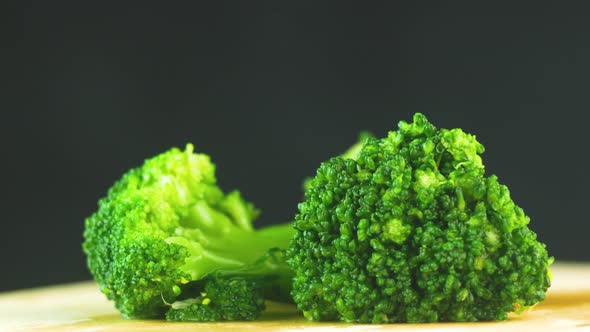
[168,222,294,281]
[257,223,296,245]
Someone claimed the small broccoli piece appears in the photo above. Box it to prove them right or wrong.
[83,144,293,319]
[288,113,552,323]
[164,248,293,322]
[165,278,265,322]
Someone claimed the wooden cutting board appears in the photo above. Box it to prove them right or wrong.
[1,262,589,332]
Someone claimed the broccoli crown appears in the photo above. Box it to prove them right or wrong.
[288,113,552,323]
[165,277,265,322]
[83,144,293,319]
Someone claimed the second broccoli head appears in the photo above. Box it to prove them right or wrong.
[83,144,293,320]
[288,113,552,323]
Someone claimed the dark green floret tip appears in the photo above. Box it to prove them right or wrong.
[288,113,552,323]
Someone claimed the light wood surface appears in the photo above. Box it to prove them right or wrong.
[1,263,589,332]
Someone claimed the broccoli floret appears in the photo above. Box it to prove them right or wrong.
[165,278,265,322]
[288,113,552,323]
[83,144,294,320]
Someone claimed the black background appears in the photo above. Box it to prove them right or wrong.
[1,2,588,292]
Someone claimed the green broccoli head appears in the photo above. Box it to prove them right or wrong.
[288,113,552,323]
[83,144,293,319]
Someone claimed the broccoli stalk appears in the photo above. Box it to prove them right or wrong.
[83,144,293,320]
[288,113,552,323]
